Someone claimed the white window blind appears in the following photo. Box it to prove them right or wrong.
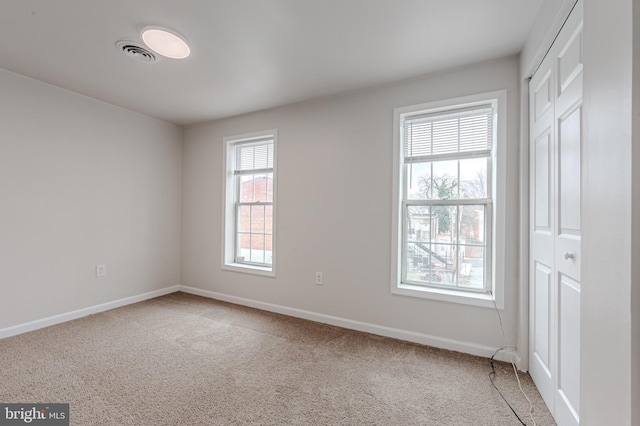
[235,140,274,173]
[403,105,494,162]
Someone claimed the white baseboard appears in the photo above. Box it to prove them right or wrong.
[179,285,521,366]
[0,285,180,340]
[1,284,522,367]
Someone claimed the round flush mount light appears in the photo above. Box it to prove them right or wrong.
[141,26,191,59]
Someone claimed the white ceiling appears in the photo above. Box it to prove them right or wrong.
[0,0,543,125]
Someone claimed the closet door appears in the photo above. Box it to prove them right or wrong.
[529,1,582,425]
[529,42,556,413]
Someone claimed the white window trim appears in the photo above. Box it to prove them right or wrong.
[222,129,277,277]
[391,91,507,308]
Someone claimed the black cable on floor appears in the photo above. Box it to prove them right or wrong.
[489,349,527,426]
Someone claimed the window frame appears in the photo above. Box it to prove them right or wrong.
[222,129,277,277]
[391,91,507,308]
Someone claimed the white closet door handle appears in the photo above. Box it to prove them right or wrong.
[564,252,575,260]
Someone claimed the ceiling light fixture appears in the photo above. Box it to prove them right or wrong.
[141,27,191,59]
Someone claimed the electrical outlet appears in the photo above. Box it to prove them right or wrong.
[315,272,323,285]
[96,264,106,278]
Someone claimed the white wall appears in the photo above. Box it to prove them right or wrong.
[0,69,182,330]
[520,0,578,79]
[632,1,640,422]
[582,0,633,423]
[182,56,522,358]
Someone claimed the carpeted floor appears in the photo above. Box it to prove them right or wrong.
[0,292,555,425]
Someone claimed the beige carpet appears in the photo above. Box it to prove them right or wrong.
[0,292,555,425]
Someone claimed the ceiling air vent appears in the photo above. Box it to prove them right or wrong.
[116,40,157,63]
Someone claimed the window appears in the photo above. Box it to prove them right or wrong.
[223,130,277,276]
[391,91,506,307]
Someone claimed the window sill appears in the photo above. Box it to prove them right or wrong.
[392,283,498,309]
[222,262,275,278]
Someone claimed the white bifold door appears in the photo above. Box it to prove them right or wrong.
[529,1,582,425]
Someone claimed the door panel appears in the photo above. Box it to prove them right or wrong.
[529,50,556,412]
[529,1,582,425]
[533,262,552,372]
[557,26,583,95]
[535,71,553,121]
[558,106,581,236]
[558,273,581,423]
[534,131,552,232]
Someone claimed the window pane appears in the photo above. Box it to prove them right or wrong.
[406,205,432,242]
[431,161,459,200]
[250,205,265,234]
[431,241,453,283]
[460,158,488,199]
[238,173,274,203]
[254,173,270,202]
[264,173,273,202]
[264,235,273,265]
[239,174,255,202]
[238,205,251,233]
[435,205,460,287]
[237,232,250,261]
[432,205,458,241]
[458,205,486,290]
[459,246,485,290]
[406,162,431,200]
[250,234,266,263]
[405,240,448,285]
[459,205,485,243]
[265,205,273,235]
[409,160,484,201]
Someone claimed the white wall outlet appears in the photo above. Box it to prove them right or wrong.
[96,264,106,278]
[315,272,323,285]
